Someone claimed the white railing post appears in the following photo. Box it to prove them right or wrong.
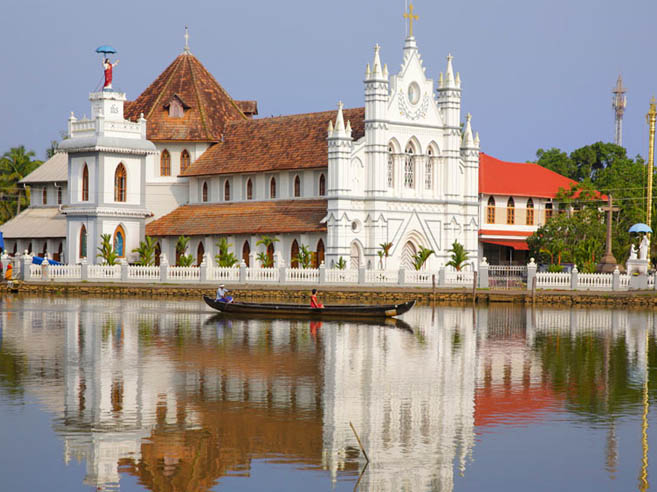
[526,258,537,292]
[21,251,32,281]
[239,260,247,284]
[41,258,49,281]
[200,253,210,283]
[120,258,129,282]
[319,262,326,285]
[398,268,406,285]
[1,253,9,274]
[358,267,366,284]
[612,266,620,291]
[80,258,88,281]
[479,257,489,288]
[160,253,169,282]
[570,265,579,290]
[438,266,446,286]
[279,266,287,284]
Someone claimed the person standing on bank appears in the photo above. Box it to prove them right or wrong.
[310,289,324,309]
[216,284,233,303]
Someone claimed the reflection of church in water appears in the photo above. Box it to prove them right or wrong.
[1,298,656,491]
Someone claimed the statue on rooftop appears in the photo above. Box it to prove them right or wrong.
[103,58,119,90]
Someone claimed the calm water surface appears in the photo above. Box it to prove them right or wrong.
[0,296,656,491]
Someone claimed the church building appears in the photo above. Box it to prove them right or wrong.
[1,12,580,269]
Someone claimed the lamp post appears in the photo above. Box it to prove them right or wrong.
[646,97,656,232]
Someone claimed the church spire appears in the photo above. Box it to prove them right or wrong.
[183,26,191,54]
[462,113,475,148]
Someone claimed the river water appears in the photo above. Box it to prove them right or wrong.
[0,296,655,492]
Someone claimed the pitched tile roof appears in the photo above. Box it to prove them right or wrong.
[0,207,66,238]
[124,53,247,142]
[145,199,327,237]
[20,152,68,184]
[180,107,365,177]
[479,152,593,199]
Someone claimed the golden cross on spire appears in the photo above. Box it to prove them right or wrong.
[404,3,419,37]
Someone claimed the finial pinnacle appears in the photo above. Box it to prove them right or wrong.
[403,3,419,37]
[184,26,191,54]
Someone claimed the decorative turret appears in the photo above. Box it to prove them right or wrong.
[437,53,462,131]
[461,113,475,149]
[327,101,354,196]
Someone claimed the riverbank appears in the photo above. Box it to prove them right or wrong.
[4,281,657,307]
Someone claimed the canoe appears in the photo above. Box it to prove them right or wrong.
[203,295,415,319]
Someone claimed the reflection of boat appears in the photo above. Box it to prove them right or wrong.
[202,296,416,319]
[202,312,414,332]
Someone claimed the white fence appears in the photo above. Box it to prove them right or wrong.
[325,269,358,284]
[88,265,121,280]
[578,273,613,290]
[536,272,570,289]
[209,267,240,282]
[49,264,82,280]
[167,266,200,282]
[246,267,279,283]
[445,269,475,286]
[286,268,319,283]
[128,265,159,281]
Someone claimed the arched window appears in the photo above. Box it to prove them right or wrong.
[404,144,415,189]
[246,179,253,200]
[55,242,63,262]
[196,242,205,267]
[154,242,161,266]
[319,174,326,196]
[114,164,126,202]
[41,241,47,258]
[401,241,417,270]
[180,149,191,173]
[202,182,208,202]
[506,197,515,225]
[545,202,553,221]
[267,242,275,265]
[270,177,277,199]
[294,176,301,197]
[113,225,125,257]
[79,225,87,259]
[526,198,534,225]
[425,148,434,190]
[487,197,496,224]
[42,187,47,205]
[224,180,231,201]
[160,149,171,176]
[82,164,89,201]
[57,187,62,205]
[315,239,325,268]
[387,145,394,188]
[27,242,32,255]
[290,240,299,268]
[242,241,250,266]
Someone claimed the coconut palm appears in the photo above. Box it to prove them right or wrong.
[0,146,42,218]
[97,233,119,265]
[445,240,469,271]
[132,236,157,266]
[175,235,194,266]
[412,246,435,271]
[256,235,279,268]
[215,237,238,267]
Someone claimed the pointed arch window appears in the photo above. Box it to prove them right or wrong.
[387,145,394,188]
[290,240,300,268]
[294,175,301,197]
[180,149,191,173]
[196,242,205,267]
[202,181,208,202]
[487,196,496,224]
[160,149,171,176]
[246,178,253,200]
[42,187,47,205]
[113,225,125,257]
[114,164,126,202]
[425,147,434,190]
[242,241,250,267]
[319,174,326,196]
[224,180,231,201]
[82,164,89,201]
[404,144,415,189]
[506,197,515,225]
[270,177,277,199]
[315,239,325,268]
[526,198,534,225]
[79,225,87,259]
[267,242,275,264]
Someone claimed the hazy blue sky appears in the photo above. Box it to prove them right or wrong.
[2,0,656,163]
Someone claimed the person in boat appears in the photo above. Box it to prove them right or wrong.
[215,284,233,303]
[310,288,324,309]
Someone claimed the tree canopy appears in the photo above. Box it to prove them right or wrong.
[0,146,42,224]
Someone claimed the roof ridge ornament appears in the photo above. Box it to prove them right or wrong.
[184,26,191,54]
[404,3,419,38]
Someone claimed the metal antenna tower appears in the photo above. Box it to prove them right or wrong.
[612,74,627,146]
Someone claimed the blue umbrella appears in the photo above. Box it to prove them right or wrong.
[0,231,4,251]
[628,223,653,233]
[95,45,117,54]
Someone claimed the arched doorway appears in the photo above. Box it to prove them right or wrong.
[242,241,250,267]
[78,228,85,260]
[315,239,325,268]
[401,241,417,270]
[267,243,275,267]
[113,225,125,257]
[196,242,205,266]
[290,240,299,268]
[350,241,362,269]
[54,242,63,262]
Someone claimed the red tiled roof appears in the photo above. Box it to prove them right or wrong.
[145,199,327,237]
[124,53,247,142]
[480,153,585,199]
[474,386,563,428]
[180,107,365,177]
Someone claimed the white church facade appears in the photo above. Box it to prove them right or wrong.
[1,17,582,269]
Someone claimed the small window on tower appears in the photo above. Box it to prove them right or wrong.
[165,95,190,118]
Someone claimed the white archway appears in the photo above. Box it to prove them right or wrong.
[350,240,363,269]
[401,241,417,270]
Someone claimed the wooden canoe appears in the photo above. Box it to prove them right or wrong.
[203,295,415,319]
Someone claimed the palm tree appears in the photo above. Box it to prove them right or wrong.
[256,235,279,268]
[446,240,469,271]
[378,241,393,268]
[132,236,157,266]
[175,235,194,266]
[0,146,42,218]
[412,246,435,271]
[215,237,238,267]
[97,233,119,265]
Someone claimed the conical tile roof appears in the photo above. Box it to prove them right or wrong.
[124,53,246,142]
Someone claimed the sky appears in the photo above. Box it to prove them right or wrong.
[2,0,657,163]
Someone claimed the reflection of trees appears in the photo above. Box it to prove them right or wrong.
[0,348,26,398]
[532,332,657,418]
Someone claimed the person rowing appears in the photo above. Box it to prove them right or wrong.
[215,284,233,303]
[310,288,324,309]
